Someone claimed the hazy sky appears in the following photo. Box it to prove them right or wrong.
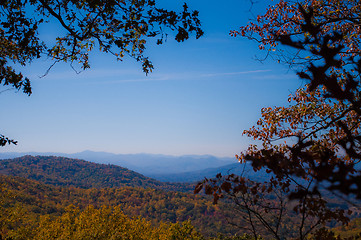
[1,0,301,157]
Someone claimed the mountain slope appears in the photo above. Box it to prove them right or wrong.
[0,174,236,237]
[0,155,192,192]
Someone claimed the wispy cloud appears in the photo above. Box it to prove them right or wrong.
[97,75,172,84]
[201,69,272,78]
[32,67,279,85]
[88,69,276,84]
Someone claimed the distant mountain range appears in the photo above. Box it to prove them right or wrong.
[0,151,236,176]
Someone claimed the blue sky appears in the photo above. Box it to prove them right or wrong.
[1,0,302,157]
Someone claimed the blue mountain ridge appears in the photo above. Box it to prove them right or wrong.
[0,150,236,175]
[148,162,270,183]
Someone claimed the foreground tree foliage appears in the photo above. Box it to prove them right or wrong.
[34,205,204,240]
[0,0,203,144]
[196,0,361,239]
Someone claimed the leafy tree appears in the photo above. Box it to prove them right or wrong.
[237,0,361,205]
[0,0,203,144]
[332,218,361,239]
[31,205,206,240]
[196,0,361,239]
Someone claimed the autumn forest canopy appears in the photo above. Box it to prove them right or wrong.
[1,0,361,239]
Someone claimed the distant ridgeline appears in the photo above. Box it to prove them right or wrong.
[0,151,237,176]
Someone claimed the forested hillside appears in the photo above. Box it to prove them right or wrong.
[0,174,238,238]
[0,155,192,192]
[0,156,240,237]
